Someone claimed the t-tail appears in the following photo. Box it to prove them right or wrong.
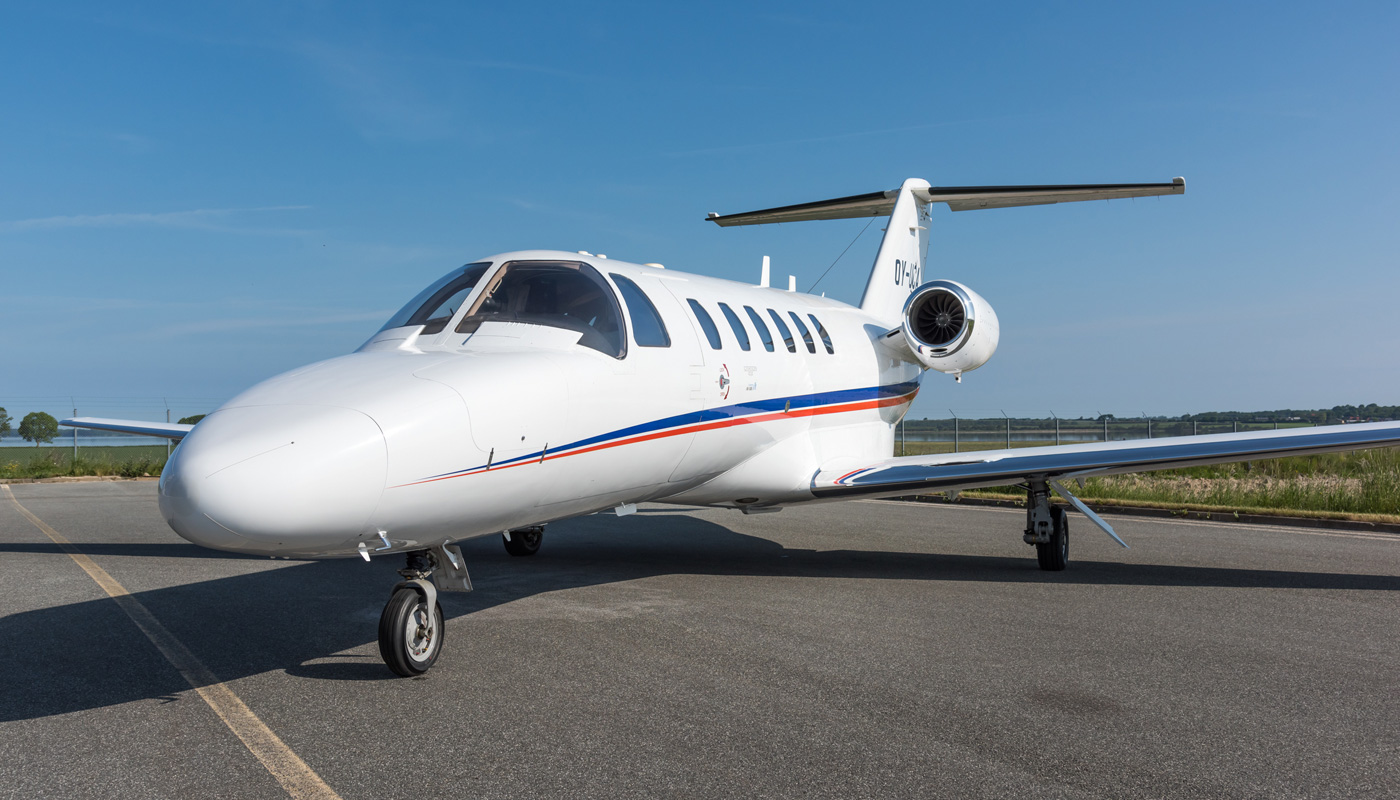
[707,176,1184,326]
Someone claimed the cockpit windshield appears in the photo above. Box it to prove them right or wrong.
[379,262,491,335]
[455,260,626,358]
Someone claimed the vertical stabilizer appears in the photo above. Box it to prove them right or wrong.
[857,178,931,324]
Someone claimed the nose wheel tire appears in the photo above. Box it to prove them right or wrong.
[1037,506,1069,571]
[378,586,444,677]
[503,526,543,557]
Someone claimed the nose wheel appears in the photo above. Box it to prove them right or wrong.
[378,550,445,677]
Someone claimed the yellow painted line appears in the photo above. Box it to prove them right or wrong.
[3,485,341,800]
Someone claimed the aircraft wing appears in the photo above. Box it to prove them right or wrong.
[61,417,194,441]
[811,421,1400,500]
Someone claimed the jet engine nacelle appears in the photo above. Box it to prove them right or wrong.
[897,280,1000,375]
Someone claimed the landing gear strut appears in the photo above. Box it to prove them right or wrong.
[1023,479,1068,571]
[378,550,444,677]
[503,525,544,557]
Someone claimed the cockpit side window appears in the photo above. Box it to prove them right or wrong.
[455,260,626,358]
[380,262,491,334]
[610,273,670,347]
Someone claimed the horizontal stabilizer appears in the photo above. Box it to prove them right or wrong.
[61,417,194,441]
[927,179,1184,212]
[707,178,1184,226]
[707,190,898,227]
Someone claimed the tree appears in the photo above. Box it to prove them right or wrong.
[18,412,59,447]
[177,414,206,425]
[0,407,11,439]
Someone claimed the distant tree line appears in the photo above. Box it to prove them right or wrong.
[0,407,209,447]
[902,403,1398,431]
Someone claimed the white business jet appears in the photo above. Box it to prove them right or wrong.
[64,177,1400,676]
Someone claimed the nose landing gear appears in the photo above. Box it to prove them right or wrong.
[377,545,471,677]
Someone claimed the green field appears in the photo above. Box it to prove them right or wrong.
[0,445,169,479]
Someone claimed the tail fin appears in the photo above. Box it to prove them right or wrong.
[707,176,1185,323]
[857,178,932,324]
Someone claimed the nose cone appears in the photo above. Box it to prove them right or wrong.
[159,405,388,555]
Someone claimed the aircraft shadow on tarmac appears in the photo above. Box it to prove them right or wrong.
[2,510,1396,722]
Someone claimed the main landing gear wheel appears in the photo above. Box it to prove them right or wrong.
[503,525,544,557]
[379,586,444,677]
[1037,505,1069,572]
[1024,478,1069,572]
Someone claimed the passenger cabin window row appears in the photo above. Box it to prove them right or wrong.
[380,259,832,362]
[685,298,835,355]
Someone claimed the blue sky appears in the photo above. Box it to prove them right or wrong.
[2,2,1397,423]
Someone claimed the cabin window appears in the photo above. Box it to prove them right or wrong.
[744,306,774,352]
[808,314,834,354]
[788,312,816,353]
[455,260,626,358]
[767,309,796,353]
[687,299,723,350]
[717,303,751,351]
[380,262,491,335]
[610,273,670,347]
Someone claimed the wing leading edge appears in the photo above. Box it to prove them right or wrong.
[812,422,1400,500]
[61,417,194,441]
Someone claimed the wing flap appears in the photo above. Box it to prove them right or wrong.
[61,417,194,441]
[813,421,1400,500]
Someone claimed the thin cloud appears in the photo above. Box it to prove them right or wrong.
[0,205,312,234]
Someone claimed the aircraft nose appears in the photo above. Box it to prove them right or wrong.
[158,405,388,554]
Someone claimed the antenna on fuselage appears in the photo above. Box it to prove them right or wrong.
[787,275,796,292]
[759,255,770,288]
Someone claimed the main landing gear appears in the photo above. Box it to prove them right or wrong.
[502,525,544,557]
[1023,479,1068,571]
[377,545,472,677]
[1022,476,1131,571]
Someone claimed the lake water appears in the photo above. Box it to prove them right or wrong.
[0,435,169,448]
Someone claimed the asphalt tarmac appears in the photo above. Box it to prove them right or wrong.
[1,480,1396,799]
